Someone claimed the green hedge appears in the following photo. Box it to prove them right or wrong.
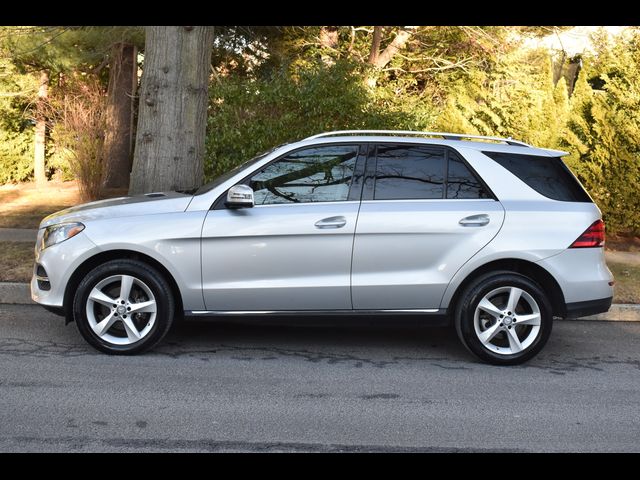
[204,61,435,181]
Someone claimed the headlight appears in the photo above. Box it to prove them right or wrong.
[41,222,85,250]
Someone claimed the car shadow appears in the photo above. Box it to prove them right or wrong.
[159,317,473,365]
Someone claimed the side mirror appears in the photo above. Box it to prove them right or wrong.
[225,184,254,209]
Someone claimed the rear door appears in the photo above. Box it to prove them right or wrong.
[351,143,505,310]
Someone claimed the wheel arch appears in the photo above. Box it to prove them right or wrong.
[62,249,184,324]
[445,258,567,320]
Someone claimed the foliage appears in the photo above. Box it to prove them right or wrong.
[47,76,106,201]
[0,59,36,183]
[0,25,639,235]
[563,30,640,234]
[205,60,436,180]
[434,48,571,150]
[0,26,142,184]
[204,26,640,235]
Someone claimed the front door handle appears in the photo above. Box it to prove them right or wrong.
[459,214,490,227]
[315,216,347,229]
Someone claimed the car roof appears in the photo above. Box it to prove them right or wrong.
[290,131,567,157]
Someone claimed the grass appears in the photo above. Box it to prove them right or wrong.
[608,262,640,304]
[0,241,34,283]
[607,234,640,253]
[0,180,128,229]
[0,181,82,229]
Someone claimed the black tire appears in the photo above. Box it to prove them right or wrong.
[73,259,175,355]
[454,271,553,365]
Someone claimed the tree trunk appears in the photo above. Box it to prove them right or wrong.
[129,26,214,194]
[366,27,413,88]
[34,70,49,186]
[103,43,137,189]
[367,26,383,65]
[319,26,338,66]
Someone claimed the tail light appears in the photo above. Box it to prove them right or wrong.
[569,219,605,248]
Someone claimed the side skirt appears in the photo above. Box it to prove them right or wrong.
[183,309,450,327]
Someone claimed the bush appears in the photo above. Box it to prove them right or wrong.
[205,61,435,181]
[0,60,36,183]
[0,127,33,183]
[563,31,640,235]
[48,76,106,201]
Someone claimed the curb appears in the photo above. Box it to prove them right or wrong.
[0,282,34,305]
[1,282,639,321]
[0,228,38,243]
[567,304,640,322]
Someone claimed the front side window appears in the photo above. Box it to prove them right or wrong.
[249,145,359,205]
[374,145,445,200]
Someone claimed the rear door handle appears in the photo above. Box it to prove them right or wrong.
[315,216,347,229]
[459,214,490,227]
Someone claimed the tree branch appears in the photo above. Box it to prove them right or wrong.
[373,27,414,69]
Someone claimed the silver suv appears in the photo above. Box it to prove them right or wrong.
[32,131,614,365]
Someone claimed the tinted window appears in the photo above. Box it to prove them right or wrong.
[249,145,358,205]
[374,145,445,200]
[447,152,491,199]
[483,151,592,202]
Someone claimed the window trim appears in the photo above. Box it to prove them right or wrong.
[363,142,497,202]
[211,142,367,210]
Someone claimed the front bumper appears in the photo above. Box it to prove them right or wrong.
[30,231,99,308]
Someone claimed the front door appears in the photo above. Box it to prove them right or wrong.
[201,144,365,311]
[351,144,505,310]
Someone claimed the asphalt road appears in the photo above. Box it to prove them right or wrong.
[1,304,639,452]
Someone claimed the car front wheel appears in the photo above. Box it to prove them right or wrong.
[455,272,553,365]
[73,259,175,354]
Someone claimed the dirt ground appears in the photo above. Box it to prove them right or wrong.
[0,181,127,229]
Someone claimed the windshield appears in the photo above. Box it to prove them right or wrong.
[194,148,280,195]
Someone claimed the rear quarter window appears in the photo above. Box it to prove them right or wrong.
[483,151,592,202]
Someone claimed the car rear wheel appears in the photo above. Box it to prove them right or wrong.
[455,272,553,365]
[73,259,175,354]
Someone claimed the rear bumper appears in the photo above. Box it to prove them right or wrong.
[536,248,614,304]
[565,296,613,318]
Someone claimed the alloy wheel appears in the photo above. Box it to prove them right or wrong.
[473,286,542,355]
[85,274,157,346]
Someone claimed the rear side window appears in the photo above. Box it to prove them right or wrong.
[447,152,492,199]
[374,145,445,200]
[483,151,592,202]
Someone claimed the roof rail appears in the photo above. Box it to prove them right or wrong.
[304,130,531,147]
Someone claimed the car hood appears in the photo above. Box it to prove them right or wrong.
[40,191,193,228]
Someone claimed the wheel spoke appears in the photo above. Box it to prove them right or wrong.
[478,298,503,318]
[119,275,135,302]
[129,300,156,314]
[506,287,523,313]
[516,313,541,326]
[88,288,116,308]
[506,327,523,353]
[478,322,502,345]
[94,311,117,337]
[121,316,142,342]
